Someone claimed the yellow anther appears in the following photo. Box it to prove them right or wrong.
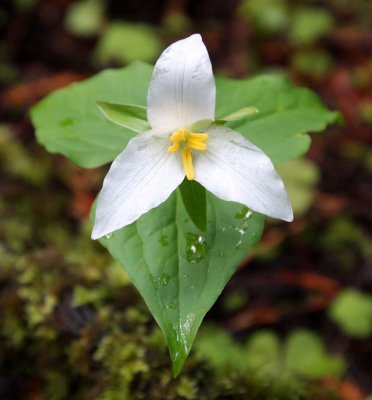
[188,133,209,141]
[167,129,209,180]
[170,130,186,142]
[187,139,207,151]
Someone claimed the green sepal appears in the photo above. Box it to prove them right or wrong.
[97,101,150,133]
[216,106,259,125]
[188,119,213,132]
[179,179,207,232]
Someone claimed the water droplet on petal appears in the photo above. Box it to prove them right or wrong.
[105,233,112,239]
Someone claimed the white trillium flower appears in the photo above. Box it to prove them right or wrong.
[92,34,293,240]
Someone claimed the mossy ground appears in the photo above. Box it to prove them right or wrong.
[0,127,344,399]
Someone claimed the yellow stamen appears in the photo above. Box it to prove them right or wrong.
[167,129,209,180]
[182,149,194,180]
[188,133,209,141]
[187,139,207,151]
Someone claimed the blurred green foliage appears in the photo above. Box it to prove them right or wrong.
[359,101,372,126]
[278,158,320,216]
[161,12,192,35]
[239,0,289,35]
[65,0,106,38]
[289,7,334,46]
[322,217,372,271]
[94,22,163,65]
[196,326,345,381]
[284,330,345,379]
[14,0,39,13]
[0,62,19,85]
[329,289,372,338]
[239,0,334,46]
[291,50,333,79]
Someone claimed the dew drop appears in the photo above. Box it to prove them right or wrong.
[234,226,247,248]
[234,206,253,221]
[185,232,209,263]
[151,273,171,289]
[161,273,171,286]
[105,233,112,239]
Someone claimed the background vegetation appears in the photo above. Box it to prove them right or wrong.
[0,0,371,399]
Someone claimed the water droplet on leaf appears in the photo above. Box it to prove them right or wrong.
[185,232,209,263]
[151,273,171,289]
[234,206,253,221]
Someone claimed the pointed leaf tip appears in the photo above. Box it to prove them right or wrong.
[170,344,189,377]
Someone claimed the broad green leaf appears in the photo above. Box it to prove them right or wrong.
[179,179,207,232]
[97,101,150,133]
[329,289,372,338]
[216,106,259,124]
[30,62,153,168]
[31,63,339,169]
[216,74,340,165]
[96,192,264,375]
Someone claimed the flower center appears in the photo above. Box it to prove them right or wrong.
[167,129,209,180]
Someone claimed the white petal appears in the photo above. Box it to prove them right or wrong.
[92,130,184,239]
[194,125,293,221]
[147,34,216,130]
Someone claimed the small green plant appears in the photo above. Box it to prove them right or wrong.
[30,34,339,374]
[329,289,372,338]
